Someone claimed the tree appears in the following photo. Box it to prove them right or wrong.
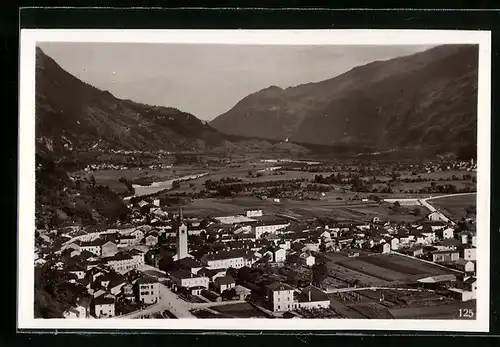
[221,288,237,301]
[312,262,328,288]
[172,180,181,190]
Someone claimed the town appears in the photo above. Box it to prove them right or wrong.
[35,183,477,320]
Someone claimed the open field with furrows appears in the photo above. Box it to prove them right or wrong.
[389,300,476,319]
[428,194,477,221]
[325,262,391,287]
[336,259,415,282]
[356,254,452,280]
[336,254,452,283]
[323,253,452,286]
[181,197,428,221]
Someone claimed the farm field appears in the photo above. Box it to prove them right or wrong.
[428,193,477,221]
[72,166,207,193]
[182,197,428,221]
[324,254,452,287]
[337,259,415,282]
[212,302,268,318]
[356,254,452,281]
[389,300,476,319]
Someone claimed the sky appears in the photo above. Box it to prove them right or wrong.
[37,42,434,121]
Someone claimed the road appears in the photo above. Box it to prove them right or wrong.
[420,192,476,226]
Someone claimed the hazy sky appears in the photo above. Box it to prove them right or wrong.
[38,42,433,120]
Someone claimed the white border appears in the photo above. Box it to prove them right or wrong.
[18,29,491,332]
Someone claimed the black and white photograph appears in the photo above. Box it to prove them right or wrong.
[18,29,491,332]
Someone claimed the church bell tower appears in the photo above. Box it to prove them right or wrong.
[176,207,188,260]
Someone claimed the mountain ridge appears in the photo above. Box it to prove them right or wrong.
[210,44,478,157]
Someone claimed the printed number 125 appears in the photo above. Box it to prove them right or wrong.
[459,308,474,318]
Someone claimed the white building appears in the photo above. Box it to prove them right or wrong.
[92,297,115,318]
[201,250,256,269]
[169,269,209,295]
[136,276,160,304]
[267,282,295,312]
[104,253,139,273]
[245,209,263,218]
[214,276,236,293]
[252,220,290,239]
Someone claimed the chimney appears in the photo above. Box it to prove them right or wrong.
[308,289,311,302]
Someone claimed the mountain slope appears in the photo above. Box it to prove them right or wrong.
[36,47,227,155]
[210,45,478,155]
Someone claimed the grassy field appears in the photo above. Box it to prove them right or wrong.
[428,194,477,221]
[72,166,207,192]
[212,302,268,318]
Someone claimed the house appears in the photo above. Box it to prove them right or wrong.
[455,259,475,273]
[404,246,424,257]
[299,253,315,267]
[291,241,307,253]
[128,248,145,266]
[145,232,159,247]
[176,257,204,275]
[426,211,448,223]
[233,285,252,301]
[432,250,459,263]
[448,276,476,302]
[91,296,115,318]
[390,238,400,250]
[270,246,287,263]
[201,250,256,270]
[197,267,227,282]
[459,231,471,244]
[104,253,138,273]
[461,245,476,261]
[372,242,391,254]
[131,229,145,242]
[252,220,290,239]
[245,209,263,218]
[135,276,160,304]
[101,241,118,257]
[436,238,461,250]
[214,276,236,294]
[80,239,106,256]
[118,235,137,247]
[267,282,295,312]
[295,285,330,310]
[441,227,455,240]
[66,263,86,279]
[63,297,90,319]
[169,269,209,295]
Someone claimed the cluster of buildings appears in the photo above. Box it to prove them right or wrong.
[36,195,478,318]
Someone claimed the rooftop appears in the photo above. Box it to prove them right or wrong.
[215,276,236,286]
[267,282,295,292]
[215,215,257,225]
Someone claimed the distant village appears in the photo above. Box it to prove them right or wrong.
[34,181,478,320]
